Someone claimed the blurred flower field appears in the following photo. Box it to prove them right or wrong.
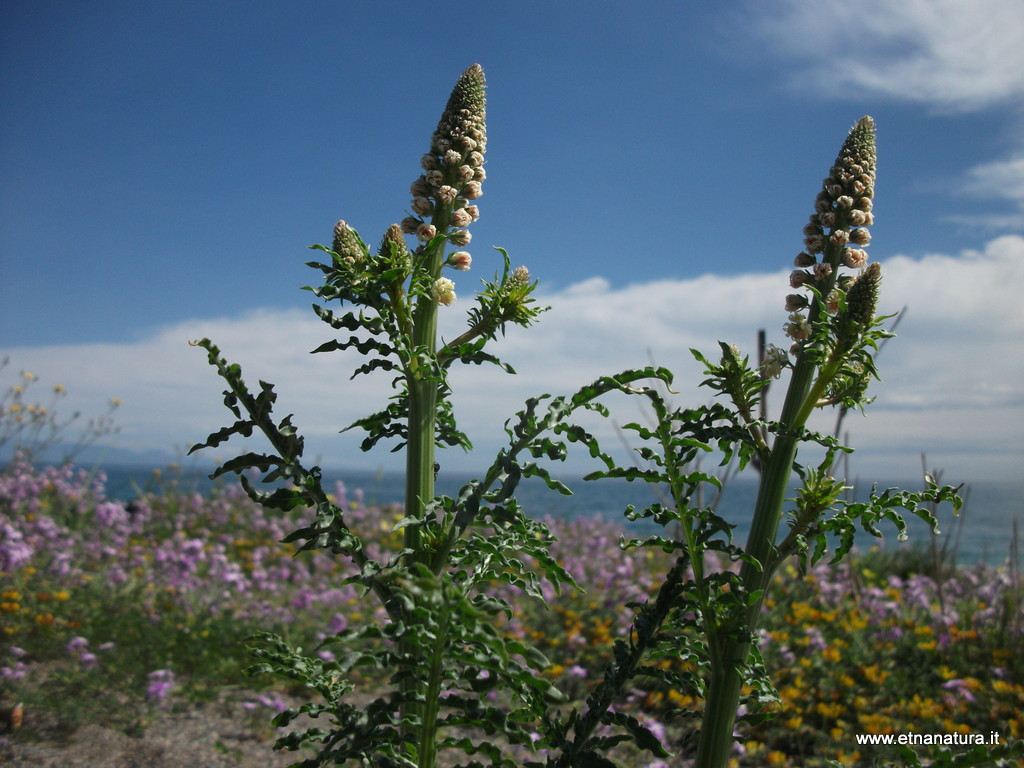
[1,457,1022,767]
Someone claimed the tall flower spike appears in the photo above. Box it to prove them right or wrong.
[407,65,487,245]
[787,117,876,314]
[820,117,876,267]
[433,64,487,159]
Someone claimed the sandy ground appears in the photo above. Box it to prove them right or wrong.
[1,695,301,768]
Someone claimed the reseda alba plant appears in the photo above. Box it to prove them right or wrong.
[192,68,971,767]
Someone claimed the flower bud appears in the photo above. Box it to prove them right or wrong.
[379,224,411,269]
[842,248,868,269]
[790,269,812,289]
[332,220,365,262]
[849,228,871,246]
[436,185,458,205]
[411,197,433,215]
[803,234,825,254]
[416,223,437,242]
[845,262,881,327]
[785,293,809,311]
[462,181,483,200]
[411,177,431,197]
[447,251,472,270]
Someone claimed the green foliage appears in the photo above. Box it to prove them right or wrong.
[186,72,993,768]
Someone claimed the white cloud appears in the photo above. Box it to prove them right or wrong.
[4,236,1022,482]
[951,153,1024,230]
[747,0,1024,112]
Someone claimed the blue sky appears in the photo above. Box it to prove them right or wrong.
[3,1,1023,483]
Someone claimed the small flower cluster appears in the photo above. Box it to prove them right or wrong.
[772,117,877,370]
[402,64,487,304]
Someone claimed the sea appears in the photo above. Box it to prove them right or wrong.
[96,462,1024,567]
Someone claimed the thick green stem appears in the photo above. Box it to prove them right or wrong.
[401,213,450,767]
[695,329,821,768]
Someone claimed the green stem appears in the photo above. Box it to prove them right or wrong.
[401,211,450,767]
[418,592,450,768]
[695,323,821,768]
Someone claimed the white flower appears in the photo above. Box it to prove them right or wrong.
[432,277,457,306]
[411,196,433,215]
[444,149,462,167]
[785,312,812,341]
[456,164,474,183]
[416,223,437,242]
[464,205,480,221]
[462,181,483,199]
[426,169,444,186]
[420,154,438,171]
[825,289,841,315]
[450,208,472,227]
[760,344,789,379]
